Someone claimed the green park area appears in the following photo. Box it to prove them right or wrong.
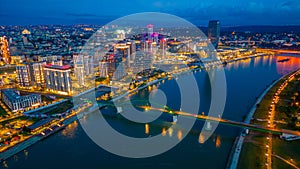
[272,137,300,169]
[238,70,300,169]
[274,73,300,130]
[272,73,300,169]
[238,131,267,169]
[0,106,7,117]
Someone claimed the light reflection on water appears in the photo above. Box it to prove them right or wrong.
[4,55,300,169]
[215,135,221,148]
[276,56,300,75]
[61,121,78,138]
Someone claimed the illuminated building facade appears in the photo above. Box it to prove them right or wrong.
[208,20,221,49]
[11,56,22,64]
[16,62,46,88]
[74,65,84,86]
[51,60,63,66]
[115,43,130,67]
[29,62,46,87]
[0,36,11,64]
[132,52,153,74]
[99,61,109,78]
[83,55,94,76]
[147,24,153,42]
[99,56,126,80]
[44,64,72,95]
[1,89,41,112]
[74,54,85,86]
[115,30,126,40]
[16,64,32,87]
[160,39,166,60]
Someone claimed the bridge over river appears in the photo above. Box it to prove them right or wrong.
[138,105,300,137]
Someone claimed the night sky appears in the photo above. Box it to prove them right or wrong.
[1,0,300,26]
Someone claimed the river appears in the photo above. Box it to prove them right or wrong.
[3,55,300,169]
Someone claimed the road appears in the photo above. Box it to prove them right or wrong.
[272,154,300,169]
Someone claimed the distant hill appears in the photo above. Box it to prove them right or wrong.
[199,25,300,34]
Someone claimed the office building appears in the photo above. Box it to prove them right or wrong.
[74,65,84,86]
[208,20,221,49]
[115,30,126,40]
[99,61,109,78]
[44,64,72,95]
[29,62,46,87]
[16,62,46,88]
[160,39,166,60]
[99,56,126,80]
[74,54,85,86]
[16,64,32,87]
[147,24,153,42]
[51,60,63,66]
[1,89,41,112]
[83,55,94,76]
[115,43,130,67]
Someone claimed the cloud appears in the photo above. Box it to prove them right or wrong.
[161,0,300,26]
[1,0,300,25]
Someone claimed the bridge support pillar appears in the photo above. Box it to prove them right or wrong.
[172,115,178,123]
[116,107,123,114]
[205,121,212,131]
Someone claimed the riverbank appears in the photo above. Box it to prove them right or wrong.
[0,52,267,164]
[234,68,300,169]
[0,103,91,162]
[226,68,288,169]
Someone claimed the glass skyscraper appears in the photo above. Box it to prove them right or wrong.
[208,20,221,49]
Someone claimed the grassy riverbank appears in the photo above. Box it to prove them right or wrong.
[238,69,300,169]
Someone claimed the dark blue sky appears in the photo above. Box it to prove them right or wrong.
[1,0,300,26]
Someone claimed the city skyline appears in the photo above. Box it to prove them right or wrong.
[0,5,300,169]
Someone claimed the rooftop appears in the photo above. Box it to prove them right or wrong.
[27,118,53,131]
[1,89,40,102]
[44,64,71,70]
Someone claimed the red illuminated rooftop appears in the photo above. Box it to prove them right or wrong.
[44,64,71,70]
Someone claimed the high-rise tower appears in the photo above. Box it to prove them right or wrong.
[208,20,220,49]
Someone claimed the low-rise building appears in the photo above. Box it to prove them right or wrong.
[1,89,42,112]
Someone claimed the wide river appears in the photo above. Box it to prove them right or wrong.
[3,55,300,169]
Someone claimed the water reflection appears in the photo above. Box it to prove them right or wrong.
[162,127,167,136]
[276,56,300,75]
[253,56,261,67]
[159,126,182,140]
[177,130,182,140]
[198,133,205,144]
[225,55,300,75]
[145,123,149,135]
[62,121,78,138]
[24,150,28,158]
[14,155,18,162]
[215,135,221,148]
[6,55,300,169]
[168,127,173,137]
[2,161,8,168]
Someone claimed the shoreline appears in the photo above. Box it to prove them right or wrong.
[0,53,266,163]
[227,67,300,169]
[0,105,90,161]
